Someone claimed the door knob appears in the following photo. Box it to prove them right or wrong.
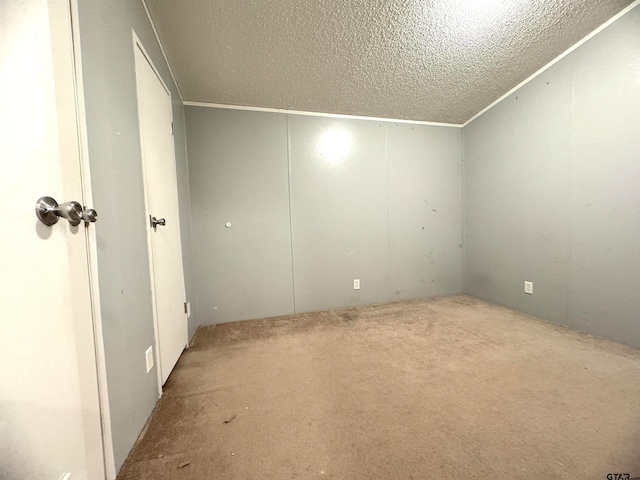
[55,201,83,226]
[150,216,166,229]
[82,208,98,223]
[35,196,86,226]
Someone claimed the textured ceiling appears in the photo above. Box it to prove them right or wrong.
[145,0,633,124]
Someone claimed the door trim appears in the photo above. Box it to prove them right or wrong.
[69,0,116,477]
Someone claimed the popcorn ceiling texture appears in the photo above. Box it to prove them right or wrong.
[145,0,633,124]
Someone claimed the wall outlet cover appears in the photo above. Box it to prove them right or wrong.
[353,279,360,290]
[145,346,154,373]
[524,281,533,295]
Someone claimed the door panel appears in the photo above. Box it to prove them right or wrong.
[134,44,188,385]
[0,0,104,478]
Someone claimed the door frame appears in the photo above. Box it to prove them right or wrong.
[132,31,188,393]
[68,0,116,477]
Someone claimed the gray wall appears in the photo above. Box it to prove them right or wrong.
[186,107,463,324]
[464,5,640,348]
[77,0,197,470]
[187,110,295,323]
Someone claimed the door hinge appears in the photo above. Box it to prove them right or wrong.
[171,121,175,135]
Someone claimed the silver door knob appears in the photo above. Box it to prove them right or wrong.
[82,208,98,223]
[35,196,85,226]
[150,216,166,229]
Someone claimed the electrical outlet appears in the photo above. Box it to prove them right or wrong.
[353,279,360,290]
[145,346,154,373]
[524,281,533,295]
[184,301,191,318]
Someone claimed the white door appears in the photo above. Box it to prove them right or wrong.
[0,1,105,479]
[134,41,188,385]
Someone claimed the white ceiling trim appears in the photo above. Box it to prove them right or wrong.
[141,0,184,103]
[183,101,463,128]
[463,0,640,127]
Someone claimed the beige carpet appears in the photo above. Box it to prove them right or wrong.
[117,295,640,479]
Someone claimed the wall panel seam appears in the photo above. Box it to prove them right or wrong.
[286,114,297,313]
[385,124,391,302]
[461,129,466,294]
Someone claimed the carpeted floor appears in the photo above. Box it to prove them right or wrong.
[117,295,640,479]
